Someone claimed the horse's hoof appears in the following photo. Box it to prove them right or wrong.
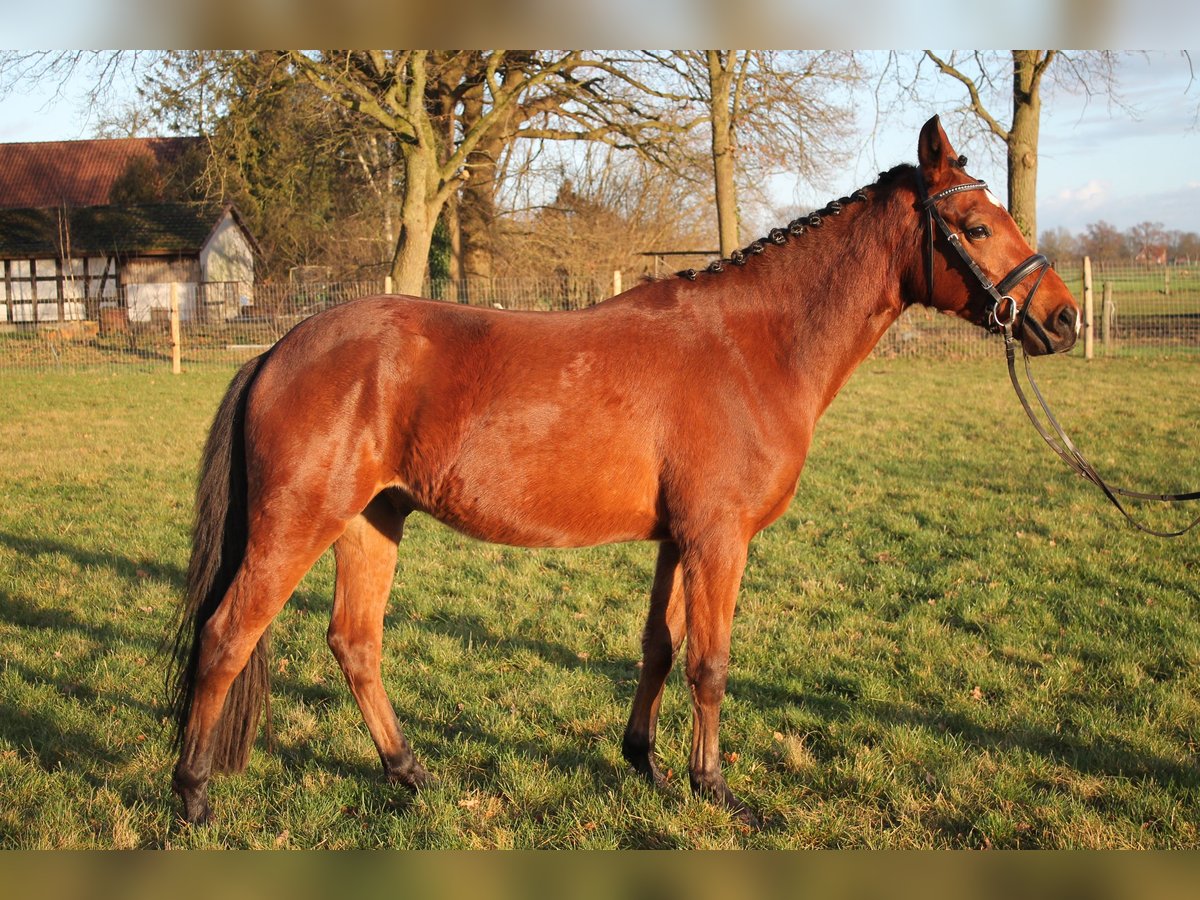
[621,737,670,787]
[728,797,762,830]
[691,774,761,830]
[633,758,670,788]
[172,770,212,826]
[179,794,212,826]
[386,757,434,791]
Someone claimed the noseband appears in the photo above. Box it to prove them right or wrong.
[919,173,1200,537]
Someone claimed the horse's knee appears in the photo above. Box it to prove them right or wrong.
[326,626,353,664]
[686,656,728,705]
[195,617,253,682]
[326,624,375,683]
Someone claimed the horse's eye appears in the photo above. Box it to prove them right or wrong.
[966,225,992,241]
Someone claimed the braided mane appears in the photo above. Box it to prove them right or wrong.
[676,163,918,281]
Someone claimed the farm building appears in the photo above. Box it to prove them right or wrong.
[0,137,258,327]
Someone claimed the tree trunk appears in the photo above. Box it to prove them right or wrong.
[390,218,436,296]
[1008,50,1042,250]
[446,194,462,282]
[455,77,500,290]
[389,153,437,296]
[459,142,501,292]
[707,51,740,258]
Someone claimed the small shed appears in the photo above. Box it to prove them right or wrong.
[0,137,259,328]
[0,203,257,325]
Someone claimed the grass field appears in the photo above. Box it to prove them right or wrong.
[1,354,1198,848]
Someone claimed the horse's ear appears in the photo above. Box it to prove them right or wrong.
[917,115,958,191]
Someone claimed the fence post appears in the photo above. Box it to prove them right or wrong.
[613,269,622,297]
[1102,282,1114,356]
[385,275,393,295]
[1082,255,1094,360]
[1164,265,1171,297]
[170,282,182,375]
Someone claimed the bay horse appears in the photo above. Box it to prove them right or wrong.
[168,116,1080,826]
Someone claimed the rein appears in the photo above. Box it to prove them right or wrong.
[921,174,1200,537]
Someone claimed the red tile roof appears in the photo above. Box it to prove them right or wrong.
[0,137,201,209]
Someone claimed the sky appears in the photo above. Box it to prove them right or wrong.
[773,50,1200,238]
[0,50,1197,238]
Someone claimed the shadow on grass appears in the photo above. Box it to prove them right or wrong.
[0,667,126,776]
[255,606,640,808]
[261,599,1199,832]
[9,526,1191,840]
[0,587,162,658]
[0,530,185,803]
[0,530,185,591]
[728,672,1200,790]
[416,608,636,686]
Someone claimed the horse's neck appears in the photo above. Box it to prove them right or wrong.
[734,191,917,418]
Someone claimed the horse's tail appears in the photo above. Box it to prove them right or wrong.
[167,353,271,773]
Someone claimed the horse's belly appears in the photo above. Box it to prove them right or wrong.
[423,416,662,548]
[430,502,661,548]
[427,460,661,548]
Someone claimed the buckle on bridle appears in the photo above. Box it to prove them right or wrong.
[989,295,1019,331]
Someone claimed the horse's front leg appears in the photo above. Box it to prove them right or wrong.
[622,541,685,784]
[681,535,758,827]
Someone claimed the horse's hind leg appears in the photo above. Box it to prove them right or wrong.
[327,493,430,789]
[621,541,685,784]
[173,524,336,824]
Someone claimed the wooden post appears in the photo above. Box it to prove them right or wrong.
[613,269,622,297]
[1082,255,1094,361]
[1164,264,1171,297]
[384,275,393,295]
[170,282,182,375]
[1102,282,1114,355]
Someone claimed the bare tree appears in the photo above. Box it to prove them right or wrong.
[1128,220,1168,257]
[1037,225,1080,264]
[1080,220,1128,260]
[496,146,711,284]
[499,51,861,262]
[620,52,861,258]
[1,49,857,289]
[0,51,662,292]
[0,51,148,112]
[287,51,717,293]
[458,52,704,283]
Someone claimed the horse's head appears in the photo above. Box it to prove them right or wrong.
[915,115,1079,356]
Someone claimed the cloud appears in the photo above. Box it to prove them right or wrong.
[1042,181,1200,234]
[1055,179,1110,207]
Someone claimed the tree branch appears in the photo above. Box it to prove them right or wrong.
[924,50,1009,141]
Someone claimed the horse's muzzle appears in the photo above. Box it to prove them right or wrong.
[1022,301,1079,356]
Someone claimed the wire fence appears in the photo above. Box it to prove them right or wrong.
[1058,260,1200,358]
[0,263,1196,374]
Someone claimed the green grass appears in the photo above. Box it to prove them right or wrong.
[1,355,1198,848]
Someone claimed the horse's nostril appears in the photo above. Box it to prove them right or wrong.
[1056,305,1078,334]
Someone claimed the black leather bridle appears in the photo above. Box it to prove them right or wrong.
[921,177,1052,342]
[921,174,1200,537]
